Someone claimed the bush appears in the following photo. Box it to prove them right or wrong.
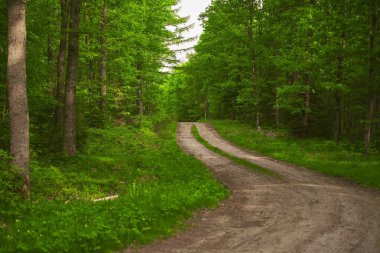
[0,150,23,215]
[0,121,228,252]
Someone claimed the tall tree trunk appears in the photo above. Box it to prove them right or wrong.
[137,62,143,116]
[275,90,280,128]
[63,0,81,155]
[204,97,208,120]
[7,0,30,197]
[47,34,54,80]
[99,3,108,112]
[364,0,378,156]
[247,0,260,128]
[303,78,310,128]
[334,52,344,145]
[55,0,69,130]
[334,91,342,143]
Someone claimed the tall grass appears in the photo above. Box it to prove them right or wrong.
[191,125,281,179]
[211,120,380,189]
[0,121,228,252]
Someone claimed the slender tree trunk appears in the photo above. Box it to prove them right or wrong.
[63,0,81,155]
[334,91,342,143]
[55,0,69,130]
[138,76,143,116]
[99,3,108,112]
[47,34,53,79]
[364,1,378,156]
[334,53,344,144]
[304,33,312,129]
[7,0,30,197]
[204,97,208,120]
[303,78,310,128]
[137,62,143,116]
[247,0,260,128]
[275,91,280,128]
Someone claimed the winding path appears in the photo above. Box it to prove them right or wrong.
[127,122,380,253]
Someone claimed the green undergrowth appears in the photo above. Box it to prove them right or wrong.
[0,120,228,252]
[191,125,281,179]
[211,120,380,189]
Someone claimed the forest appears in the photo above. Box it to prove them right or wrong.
[167,0,380,154]
[0,0,379,252]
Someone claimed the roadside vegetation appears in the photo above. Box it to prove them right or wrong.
[191,125,281,179]
[211,120,380,189]
[0,121,228,252]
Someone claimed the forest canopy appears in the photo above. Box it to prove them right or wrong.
[164,0,379,155]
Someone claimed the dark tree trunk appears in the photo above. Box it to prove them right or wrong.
[99,3,108,112]
[275,91,280,128]
[364,1,378,156]
[55,0,69,131]
[47,33,54,80]
[7,0,30,197]
[334,53,344,145]
[334,91,342,144]
[63,0,81,155]
[303,77,311,128]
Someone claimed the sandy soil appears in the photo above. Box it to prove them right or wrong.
[125,122,380,253]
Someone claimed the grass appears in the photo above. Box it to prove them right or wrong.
[210,120,380,189]
[0,120,228,253]
[191,125,281,179]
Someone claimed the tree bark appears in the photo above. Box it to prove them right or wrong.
[63,0,81,155]
[47,34,54,78]
[7,0,30,197]
[275,91,280,128]
[137,62,143,116]
[204,97,208,120]
[247,0,260,127]
[334,91,342,144]
[55,0,69,130]
[99,3,108,112]
[303,78,310,128]
[364,0,378,156]
[334,53,344,145]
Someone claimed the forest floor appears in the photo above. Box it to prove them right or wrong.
[126,122,380,253]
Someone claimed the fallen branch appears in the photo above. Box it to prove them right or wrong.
[93,195,119,202]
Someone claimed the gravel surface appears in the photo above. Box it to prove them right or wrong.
[125,122,380,253]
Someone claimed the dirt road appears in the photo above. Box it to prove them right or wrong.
[127,122,380,253]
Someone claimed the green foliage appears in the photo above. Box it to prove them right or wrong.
[0,122,228,252]
[159,68,205,122]
[191,126,281,178]
[167,0,379,150]
[0,0,188,152]
[211,120,380,189]
[0,151,23,216]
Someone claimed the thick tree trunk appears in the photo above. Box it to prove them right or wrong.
[63,0,81,155]
[364,1,378,156]
[99,3,108,112]
[55,0,69,130]
[7,0,30,197]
